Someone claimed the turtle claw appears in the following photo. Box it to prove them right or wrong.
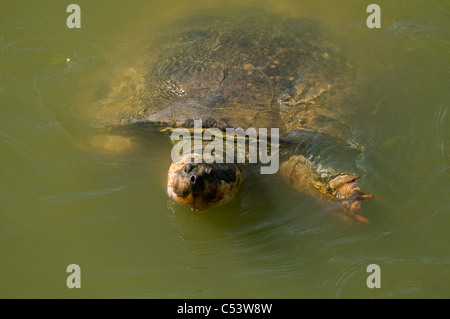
[328,174,373,223]
[351,212,370,224]
[358,194,374,200]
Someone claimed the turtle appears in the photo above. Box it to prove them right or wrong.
[91,9,374,223]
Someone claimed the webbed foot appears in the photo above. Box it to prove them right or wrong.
[328,174,374,223]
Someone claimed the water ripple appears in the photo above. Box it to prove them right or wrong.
[434,103,449,166]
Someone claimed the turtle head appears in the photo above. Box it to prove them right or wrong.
[167,160,242,211]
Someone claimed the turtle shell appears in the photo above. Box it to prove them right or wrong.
[115,10,355,138]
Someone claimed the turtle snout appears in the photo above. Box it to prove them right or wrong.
[167,160,242,211]
[189,173,203,186]
[182,163,206,190]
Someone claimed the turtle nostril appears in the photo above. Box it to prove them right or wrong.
[190,174,203,185]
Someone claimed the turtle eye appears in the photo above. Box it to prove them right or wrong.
[184,163,194,174]
[205,166,214,177]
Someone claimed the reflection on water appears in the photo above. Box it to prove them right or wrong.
[0,0,449,298]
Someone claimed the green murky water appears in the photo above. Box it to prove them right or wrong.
[1,0,449,298]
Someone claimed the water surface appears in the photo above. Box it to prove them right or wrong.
[0,0,449,298]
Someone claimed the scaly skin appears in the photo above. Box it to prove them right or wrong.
[279,155,373,223]
[327,174,374,223]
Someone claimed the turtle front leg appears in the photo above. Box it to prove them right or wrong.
[279,155,373,223]
[327,174,374,223]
